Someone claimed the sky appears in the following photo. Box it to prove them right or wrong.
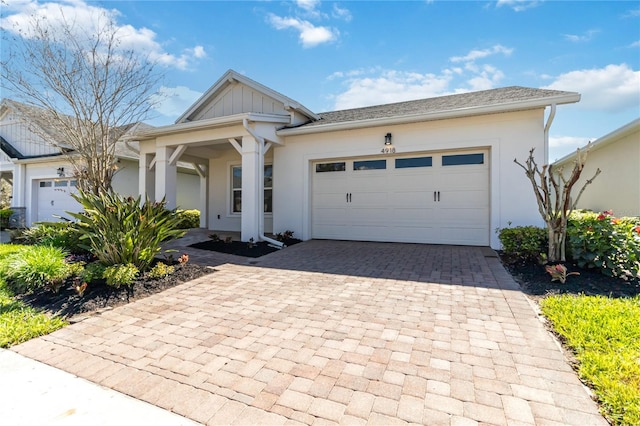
[1,0,639,162]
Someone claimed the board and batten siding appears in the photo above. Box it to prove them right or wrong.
[192,83,289,121]
[0,111,61,157]
[273,109,547,250]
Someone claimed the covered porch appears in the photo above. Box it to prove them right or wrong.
[133,113,288,244]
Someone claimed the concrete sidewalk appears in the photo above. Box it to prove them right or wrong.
[0,349,199,426]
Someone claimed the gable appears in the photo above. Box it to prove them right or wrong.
[0,108,62,158]
[190,81,290,121]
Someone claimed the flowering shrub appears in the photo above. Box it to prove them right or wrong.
[567,210,640,280]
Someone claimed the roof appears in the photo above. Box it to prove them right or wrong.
[553,117,640,166]
[0,98,151,161]
[176,69,319,123]
[281,86,580,134]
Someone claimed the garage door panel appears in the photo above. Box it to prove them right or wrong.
[440,227,489,245]
[312,150,489,246]
[390,191,431,207]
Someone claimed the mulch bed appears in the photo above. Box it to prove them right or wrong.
[17,262,214,320]
[189,238,301,258]
[500,255,640,300]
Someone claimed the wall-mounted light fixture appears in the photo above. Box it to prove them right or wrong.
[381,132,395,154]
[56,167,65,177]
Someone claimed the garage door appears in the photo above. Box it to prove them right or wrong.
[37,179,79,222]
[311,150,489,246]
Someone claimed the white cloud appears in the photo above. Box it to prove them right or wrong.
[330,43,513,110]
[543,64,640,112]
[332,4,352,22]
[563,29,600,43]
[332,70,453,110]
[0,0,206,71]
[149,85,203,119]
[548,136,592,162]
[629,40,640,48]
[496,0,541,12]
[450,45,513,63]
[267,14,337,48]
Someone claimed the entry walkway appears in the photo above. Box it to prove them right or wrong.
[10,239,606,425]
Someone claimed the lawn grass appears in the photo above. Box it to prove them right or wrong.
[0,244,68,348]
[541,294,640,425]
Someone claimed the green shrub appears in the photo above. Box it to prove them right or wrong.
[497,225,547,265]
[175,209,200,229]
[3,246,71,294]
[148,262,175,279]
[68,191,186,271]
[18,222,86,254]
[79,262,106,284]
[103,263,139,288]
[567,210,640,280]
[0,208,13,229]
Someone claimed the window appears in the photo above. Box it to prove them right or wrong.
[442,153,484,166]
[395,157,432,169]
[353,159,386,170]
[39,181,52,188]
[231,165,273,213]
[54,180,67,187]
[316,162,346,172]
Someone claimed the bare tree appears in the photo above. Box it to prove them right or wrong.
[1,9,162,194]
[514,147,600,263]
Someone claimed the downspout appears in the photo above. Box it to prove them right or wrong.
[544,104,556,162]
[243,119,284,248]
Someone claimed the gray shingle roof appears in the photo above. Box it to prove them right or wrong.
[296,86,577,128]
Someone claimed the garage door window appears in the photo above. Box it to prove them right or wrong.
[231,165,273,214]
[39,181,52,188]
[395,157,432,169]
[442,153,484,166]
[316,162,346,172]
[354,159,386,170]
[54,180,67,187]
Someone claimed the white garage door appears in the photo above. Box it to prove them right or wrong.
[37,179,79,222]
[312,150,489,246]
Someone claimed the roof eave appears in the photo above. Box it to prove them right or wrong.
[132,112,291,141]
[278,93,580,136]
[554,117,640,166]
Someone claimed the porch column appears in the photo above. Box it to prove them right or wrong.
[11,164,25,207]
[154,146,177,209]
[193,163,208,229]
[139,153,156,202]
[241,135,260,242]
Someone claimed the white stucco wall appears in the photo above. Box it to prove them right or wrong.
[206,147,274,233]
[273,109,547,249]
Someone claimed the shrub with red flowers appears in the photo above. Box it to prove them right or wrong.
[567,210,640,280]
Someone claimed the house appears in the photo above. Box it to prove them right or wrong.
[132,69,580,249]
[0,99,200,227]
[553,118,640,217]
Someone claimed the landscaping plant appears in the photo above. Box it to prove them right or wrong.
[103,263,139,288]
[148,262,175,279]
[175,209,200,229]
[68,190,186,271]
[17,222,86,254]
[514,147,600,262]
[2,245,72,294]
[567,210,640,280]
[0,208,13,229]
[497,225,547,265]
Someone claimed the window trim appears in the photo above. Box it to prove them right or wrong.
[229,163,273,216]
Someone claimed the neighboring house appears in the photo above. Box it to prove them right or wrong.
[553,118,640,217]
[0,99,200,227]
[132,69,580,249]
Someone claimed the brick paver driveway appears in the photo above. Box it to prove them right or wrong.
[13,240,606,425]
